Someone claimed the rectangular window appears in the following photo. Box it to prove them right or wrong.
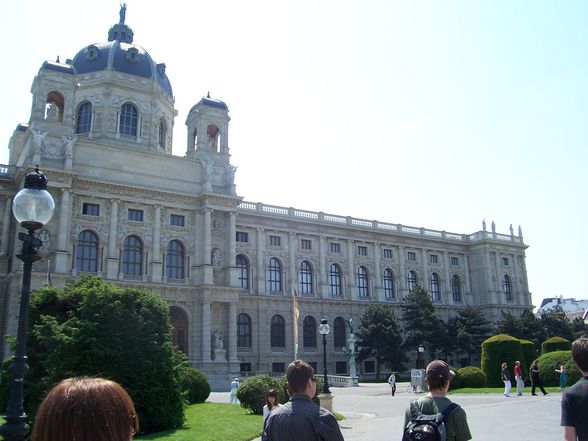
[82,203,100,216]
[301,239,312,250]
[330,242,341,253]
[335,361,348,375]
[407,251,416,261]
[502,257,509,266]
[240,363,251,373]
[170,214,185,227]
[269,235,281,246]
[236,231,249,243]
[357,246,368,256]
[272,363,285,373]
[128,208,143,222]
[451,256,459,266]
[383,248,393,259]
[364,360,375,373]
[429,254,438,264]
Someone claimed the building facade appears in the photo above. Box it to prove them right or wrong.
[0,12,531,389]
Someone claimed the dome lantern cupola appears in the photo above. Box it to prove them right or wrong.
[108,3,134,43]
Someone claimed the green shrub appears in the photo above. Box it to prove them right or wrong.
[236,376,279,414]
[458,366,486,388]
[519,339,537,376]
[535,350,580,387]
[481,334,524,387]
[541,337,571,355]
[277,374,324,404]
[448,366,462,390]
[179,367,210,404]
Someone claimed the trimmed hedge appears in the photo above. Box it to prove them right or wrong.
[458,366,486,388]
[448,366,462,391]
[236,376,279,414]
[179,367,211,404]
[541,337,571,355]
[481,334,524,387]
[534,350,580,387]
[277,375,324,404]
[519,339,537,377]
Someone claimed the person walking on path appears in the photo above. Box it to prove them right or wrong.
[262,359,344,441]
[555,362,568,392]
[501,362,512,397]
[230,377,240,404]
[530,361,548,396]
[388,372,397,396]
[403,360,472,441]
[561,337,588,441]
[514,361,524,396]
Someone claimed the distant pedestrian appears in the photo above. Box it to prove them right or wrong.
[514,361,524,396]
[388,372,397,396]
[555,362,567,391]
[230,377,239,404]
[501,362,511,397]
[561,337,588,441]
[530,361,548,396]
[262,389,281,430]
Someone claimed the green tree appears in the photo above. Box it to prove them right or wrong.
[358,304,406,380]
[539,306,574,341]
[401,285,444,360]
[571,317,588,339]
[496,309,546,348]
[26,276,185,433]
[455,306,495,365]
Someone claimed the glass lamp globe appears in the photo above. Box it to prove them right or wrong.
[12,168,55,230]
[318,319,330,335]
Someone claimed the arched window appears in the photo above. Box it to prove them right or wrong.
[170,306,188,355]
[270,315,285,348]
[451,275,462,302]
[119,103,138,136]
[333,317,346,348]
[268,258,282,293]
[503,275,512,301]
[158,118,167,149]
[45,91,64,122]
[407,270,418,292]
[166,240,185,279]
[383,268,395,299]
[76,102,93,134]
[357,266,369,297]
[237,313,251,348]
[298,260,313,294]
[303,316,317,348]
[76,230,98,273]
[329,264,343,296]
[430,273,441,301]
[122,235,142,275]
[236,254,249,289]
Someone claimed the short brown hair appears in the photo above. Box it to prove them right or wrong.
[286,359,314,394]
[31,377,138,441]
[572,337,588,372]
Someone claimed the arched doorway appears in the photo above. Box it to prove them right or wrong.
[170,306,189,355]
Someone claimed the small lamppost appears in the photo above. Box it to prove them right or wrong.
[0,167,55,441]
[318,318,331,394]
[417,344,425,369]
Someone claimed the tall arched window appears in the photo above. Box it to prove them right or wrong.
[329,264,343,296]
[122,235,142,275]
[166,240,185,279]
[158,118,167,148]
[170,306,189,355]
[503,275,512,301]
[383,268,395,299]
[268,258,282,293]
[357,266,369,297]
[237,313,252,348]
[298,260,313,295]
[303,316,317,348]
[119,103,138,136]
[76,230,98,273]
[451,275,462,302]
[407,270,418,292]
[236,254,249,289]
[333,317,346,348]
[76,102,93,134]
[270,315,285,348]
[430,273,441,301]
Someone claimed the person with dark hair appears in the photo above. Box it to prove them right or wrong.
[31,377,138,441]
[530,361,548,396]
[403,360,471,441]
[555,361,568,391]
[561,337,588,441]
[262,359,344,441]
[501,362,512,397]
[262,389,281,429]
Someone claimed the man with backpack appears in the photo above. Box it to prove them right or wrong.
[403,360,471,441]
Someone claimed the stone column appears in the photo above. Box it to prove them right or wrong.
[318,235,326,298]
[443,251,452,305]
[421,248,428,294]
[203,209,212,284]
[105,199,119,279]
[152,205,162,281]
[0,198,12,256]
[494,252,503,304]
[256,228,264,293]
[228,212,236,266]
[202,301,212,362]
[54,189,71,273]
[228,302,239,362]
[373,243,382,300]
[347,240,355,299]
[519,254,531,305]
[463,254,472,304]
[288,232,296,295]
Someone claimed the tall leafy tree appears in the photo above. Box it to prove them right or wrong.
[455,306,495,365]
[571,317,588,339]
[539,306,574,341]
[497,309,546,348]
[358,304,406,380]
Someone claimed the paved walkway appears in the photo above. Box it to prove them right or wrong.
[209,382,562,440]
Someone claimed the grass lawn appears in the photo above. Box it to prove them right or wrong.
[450,386,561,394]
[139,403,262,441]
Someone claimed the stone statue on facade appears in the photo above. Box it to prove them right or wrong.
[213,332,224,350]
[211,248,222,267]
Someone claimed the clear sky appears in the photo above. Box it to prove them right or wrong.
[1,0,586,309]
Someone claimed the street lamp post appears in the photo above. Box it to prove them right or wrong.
[417,344,425,369]
[0,167,55,441]
[318,318,331,394]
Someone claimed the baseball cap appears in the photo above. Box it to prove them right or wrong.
[426,360,455,380]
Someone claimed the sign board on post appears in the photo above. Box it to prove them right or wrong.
[410,368,426,391]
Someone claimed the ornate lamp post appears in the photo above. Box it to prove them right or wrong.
[318,318,331,394]
[0,167,55,441]
[417,344,425,369]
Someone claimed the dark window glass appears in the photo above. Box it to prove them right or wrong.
[269,235,280,246]
[503,275,512,301]
[298,260,313,294]
[364,360,375,373]
[451,275,462,302]
[166,240,185,279]
[272,363,285,373]
[430,254,438,264]
[451,256,459,266]
[122,235,142,275]
[236,254,249,289]
[336,361,347,374]
[333,317,346,348]
[383,268,395,299]
[301,239,312,250]
[270,315,285,347]
[82,202,99,216]
[170,214,185,226]
[240,363,251,372]
[236,231,248,242]
[330,243,340,253]
[329,264,343,296]
[158,119,167,148]
[268,258,282,292]
[128,209,143,221]
[303,316,317,348]
[119,103,138,136]
[357,266,369,297]
[430,273,441,301]
[407,270,417,291]
[407,251,416,261]
[237,313,251,347]
[383,248,392,259]
[76,102,93,134]
[76,230,98,273]
[357,246,367,256]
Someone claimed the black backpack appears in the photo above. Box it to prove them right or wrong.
[402,400,460,441]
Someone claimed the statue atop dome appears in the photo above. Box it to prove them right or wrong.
[119,3,127,24]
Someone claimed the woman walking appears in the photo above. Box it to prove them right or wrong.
[501,362,511,397]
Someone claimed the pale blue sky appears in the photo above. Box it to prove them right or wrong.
[1,1,586,309]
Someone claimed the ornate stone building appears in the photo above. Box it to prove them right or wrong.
[0,11,531,389]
